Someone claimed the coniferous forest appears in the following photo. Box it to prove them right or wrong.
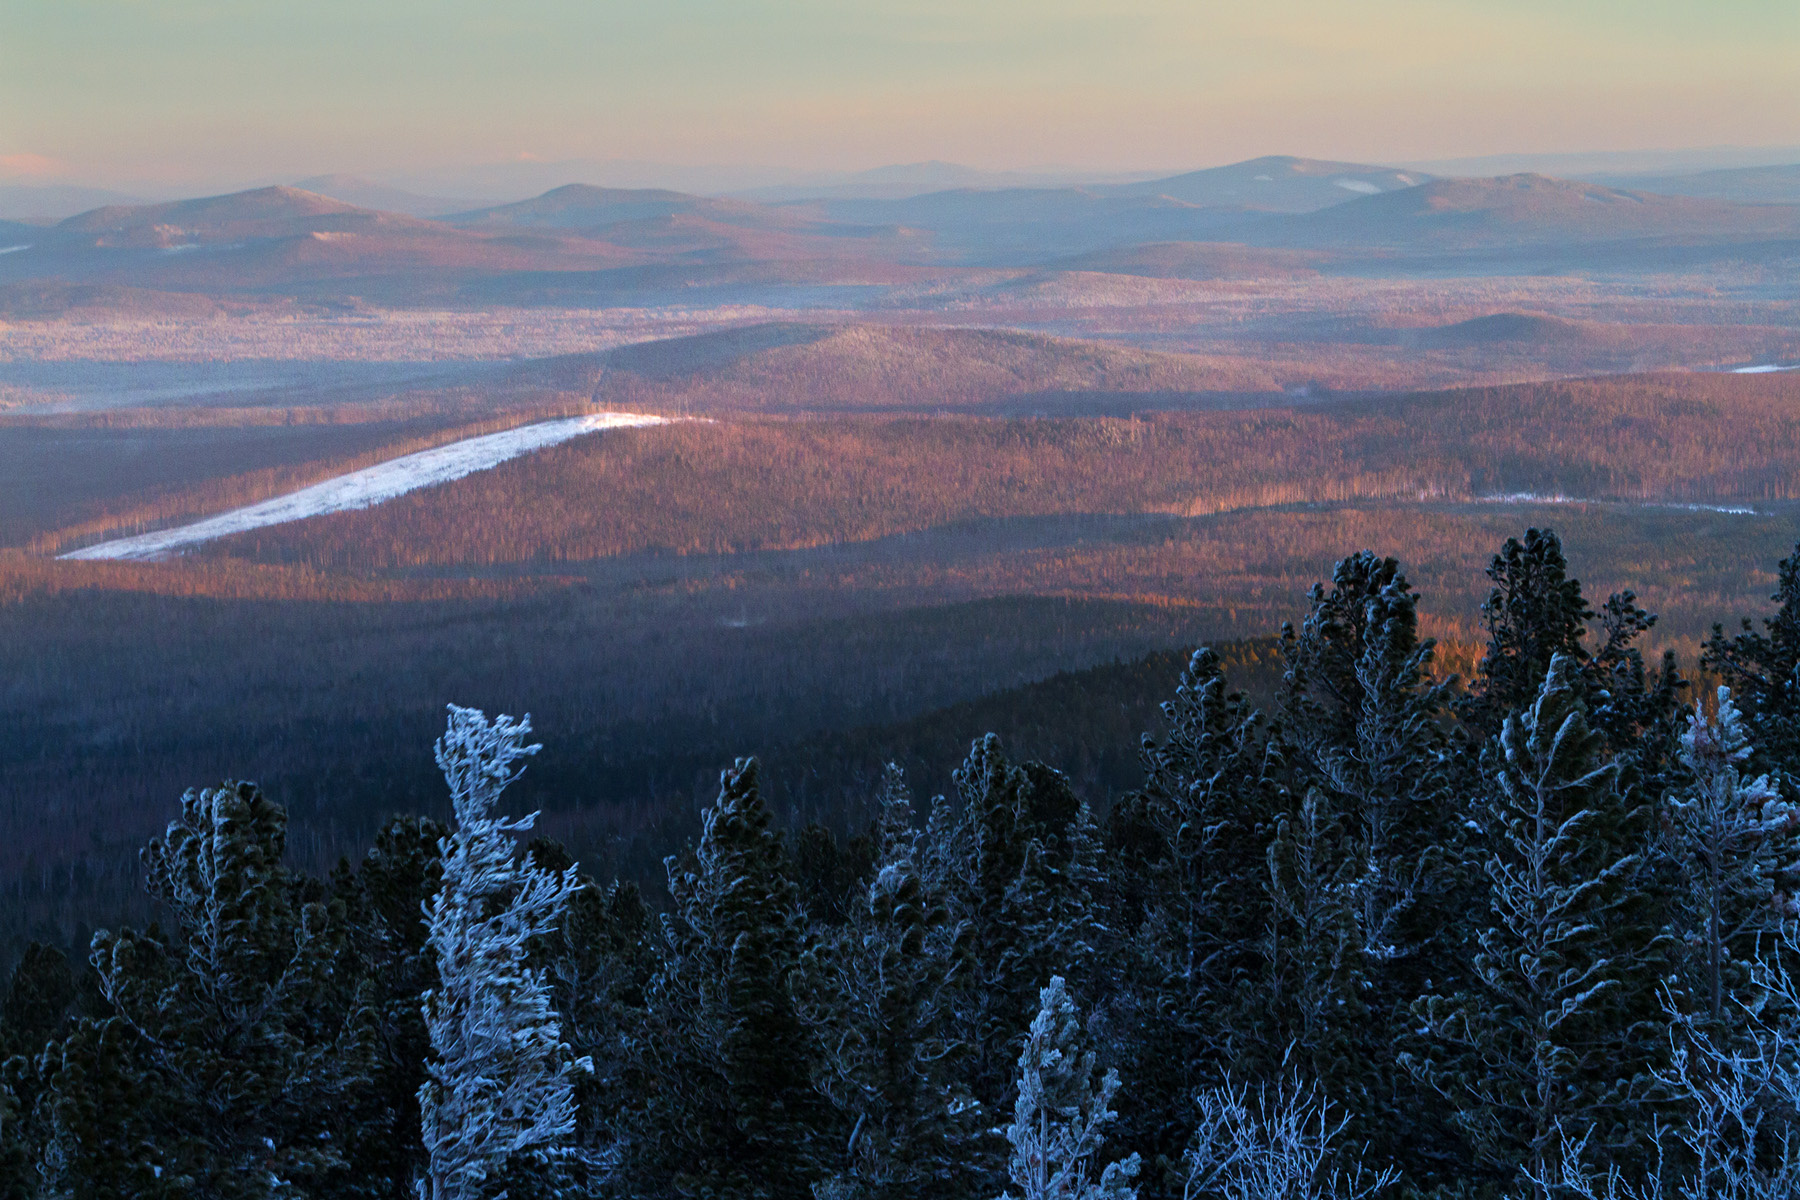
[10,527,1800,1200]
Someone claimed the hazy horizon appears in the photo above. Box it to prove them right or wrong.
[6,0,1797,196]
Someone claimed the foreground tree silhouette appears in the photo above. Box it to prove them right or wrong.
[1706,541,1800,781]
[417,706,588,1200]
[635,757,827,1198]
[37,782,377,1198]
[804,766,982,1200]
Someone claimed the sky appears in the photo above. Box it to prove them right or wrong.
[4,0,1799,192]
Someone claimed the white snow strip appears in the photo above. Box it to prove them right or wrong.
[1333,179,1382,194]
[1476,493,1760,515]
[1733,364,1800,374]
[0,244,30,255]
[62,411,669,562]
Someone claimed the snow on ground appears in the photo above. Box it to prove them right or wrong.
[1733,364,1799,374]
[61,412,668,562]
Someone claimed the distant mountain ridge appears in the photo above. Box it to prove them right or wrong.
[1103,155,1430,212]
[56,186,413,248]
[8,160,1800,306]
[1267,173,1800,248]
[1589,163,1800,206]
[290,175,488,217]
[0,185,149,222]
[445,184,811,232]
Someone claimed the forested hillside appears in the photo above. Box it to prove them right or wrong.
[186,371,1800,570]
[7,529,1800,1197]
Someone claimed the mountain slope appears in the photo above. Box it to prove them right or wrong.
[519,321,1278,411]
[54,186,443,248]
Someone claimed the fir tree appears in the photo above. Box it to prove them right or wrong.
[637,757,827,1198]
[418,707,589,1200]
[999,975,1139,1200]
[1408,656,1665,1192]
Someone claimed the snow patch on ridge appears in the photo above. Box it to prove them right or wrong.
[61,411,669,562]
[1477,492,1761,515]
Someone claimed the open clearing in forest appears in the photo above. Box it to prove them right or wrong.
[60,411,669,560]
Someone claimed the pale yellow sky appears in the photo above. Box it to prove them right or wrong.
[4,0,1797,187]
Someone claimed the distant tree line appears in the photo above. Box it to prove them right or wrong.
[8,527,1800,1197]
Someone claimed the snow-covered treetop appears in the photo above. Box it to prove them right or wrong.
[434,704,542,833]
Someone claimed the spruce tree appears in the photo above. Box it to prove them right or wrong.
[1278,552,1460,970]
[999,975,1139,1200]
[0,942,76,1200]
[1261,788,1366,1127]
[418,707,589,1200]
[921,736,1106,1128]
[1705,541,1800,780]
[333,815,449,1194]
[1407,656,1665,1192]
[0,1072,23,1200]
[802,766,981,1200]
[1102,649,1283,1190]
[1468,531,1685,770]
[528,838,657,1186]
[39,781,378,1198]
[1465,529,1593,735]
[1665,687,1800,1032]
[637,757,826,1198]
[1273,552,1466,1180]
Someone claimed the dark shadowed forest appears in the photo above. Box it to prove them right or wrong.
[7,527,1800,1198]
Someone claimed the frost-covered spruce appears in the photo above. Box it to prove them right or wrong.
[1667,687,1800,1029]
[1407,655,1663,1187]
[417,705,589,1200]
[999,975,1139,1200]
